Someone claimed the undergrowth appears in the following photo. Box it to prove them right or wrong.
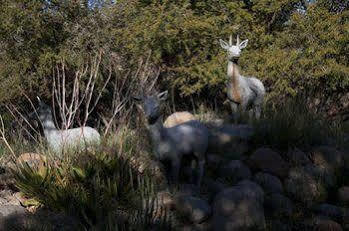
[251,97,345,151]
[11,129,171,231]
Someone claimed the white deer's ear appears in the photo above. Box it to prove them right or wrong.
[239,39,248,49]
[157,91,168,101]
[219,39,230,50]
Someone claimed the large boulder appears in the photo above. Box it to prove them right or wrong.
[164,111,195,128]
[253,172,283,194]
[218,160,252,184]
[0,205,28,229]
[285,166,328,206]
[248,148,290,179]
[212,180,265,231]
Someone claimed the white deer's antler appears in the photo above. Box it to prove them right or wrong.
[229,34,233,46]
[236,35,240,46]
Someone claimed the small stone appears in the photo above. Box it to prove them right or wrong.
[174,195,211,224]
[338,186,349,205]
[314,219,343,231]
[156,191,174,210]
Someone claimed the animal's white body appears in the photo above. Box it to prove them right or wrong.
[36,101,100,153]
[220,35,265,121]
[134,92,209,186]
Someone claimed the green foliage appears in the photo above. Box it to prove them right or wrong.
[13,140,170,230]
[251,96,345,150]
[0,0,347,112]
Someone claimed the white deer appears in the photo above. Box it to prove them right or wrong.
[33,97,101,153]
[133,91,209,187]
[220,35,265,122]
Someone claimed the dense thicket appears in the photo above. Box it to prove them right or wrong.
[0,0,348,117]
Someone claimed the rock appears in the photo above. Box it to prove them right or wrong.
[0,205,27,217]
[313,203,345,220]
[303,164,336,188]
[212,180,265,231]
[12,153,48,174]
[236,180,265,203]
[314,219,343,231]
[164,111,196,128]
[178,184,200,197]
[253,172,283,194]
[285,166,327,206]
[265,193,294,217]
[309,146,344,171]
[206,154,226,169]
[0,205,28,230]
[218,160,251,184]
[156,191,174,210]
[338,186,349,205]
[248,148,290,179]
[285,148,311,166]
[177,219,212,231]
[207,124,252,155]
[174,195,211,224]
[202,178,226,202]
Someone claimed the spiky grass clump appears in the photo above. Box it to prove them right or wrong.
[12,132,171,230]
[250,97,344,151]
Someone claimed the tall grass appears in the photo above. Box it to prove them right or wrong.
[251,97,345,151]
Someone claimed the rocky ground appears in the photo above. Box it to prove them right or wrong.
[0,123,348,231]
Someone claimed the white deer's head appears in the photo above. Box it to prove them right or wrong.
[219,35,248,61]
[133,91,168,124]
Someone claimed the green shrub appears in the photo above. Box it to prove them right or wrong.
[251,96,344,150]
[13,136,171,230]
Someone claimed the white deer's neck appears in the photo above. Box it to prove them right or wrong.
[227,60,240,86]
[40,114,57,137]
[148,116,165,144]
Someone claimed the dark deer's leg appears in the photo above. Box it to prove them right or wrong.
[254,105,261,120]
[170,157,180,185]
[230,101,239,123]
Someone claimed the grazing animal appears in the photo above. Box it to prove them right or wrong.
[133,91,209,186]
[34,98,101,153]
[219,35,265,121]
[163,111,195,128]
